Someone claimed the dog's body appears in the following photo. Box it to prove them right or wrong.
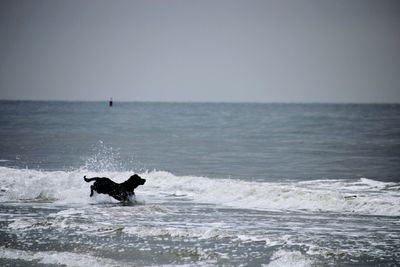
[84,174,146,202]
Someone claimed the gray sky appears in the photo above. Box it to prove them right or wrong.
[0,0,399,103]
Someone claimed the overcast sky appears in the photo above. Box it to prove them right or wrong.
[0,0,399,103]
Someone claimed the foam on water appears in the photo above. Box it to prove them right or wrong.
[0,247,125,267]
[0,166,399,216]
[1,166,399,266]
[142,171,400,216]
[266,250,313,267]
[123,224,230,240]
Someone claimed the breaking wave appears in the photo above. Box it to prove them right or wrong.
[0,166,399,216]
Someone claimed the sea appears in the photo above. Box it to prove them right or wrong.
[0,101,399,266]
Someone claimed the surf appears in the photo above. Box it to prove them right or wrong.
[1,166,399,216]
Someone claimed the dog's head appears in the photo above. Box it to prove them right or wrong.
[126,174,146,189]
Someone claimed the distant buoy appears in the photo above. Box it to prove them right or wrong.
[109,98,113,107]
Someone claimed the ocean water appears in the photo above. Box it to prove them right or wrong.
[0,101,399,266]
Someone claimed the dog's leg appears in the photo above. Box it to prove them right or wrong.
[90,185,95,197]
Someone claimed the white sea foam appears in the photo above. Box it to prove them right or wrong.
[0,167,128,204]
[0,167,399,216]
[265,250,313,267]
[0,247,125,267]
[142,171,400,216]
[124,224,230,240]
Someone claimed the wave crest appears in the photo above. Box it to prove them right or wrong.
[1,167,399,216]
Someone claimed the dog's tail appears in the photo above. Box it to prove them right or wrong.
[83,176,97,183]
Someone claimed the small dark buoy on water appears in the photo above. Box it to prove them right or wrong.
[109,98,113,107]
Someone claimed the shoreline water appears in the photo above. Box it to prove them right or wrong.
[1,166,400,266]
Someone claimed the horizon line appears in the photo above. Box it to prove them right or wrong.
[0,98,400,105]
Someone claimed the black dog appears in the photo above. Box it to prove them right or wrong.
[84,174,146,202]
